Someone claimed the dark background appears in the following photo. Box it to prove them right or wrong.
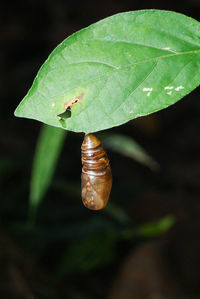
[1,1,200,298]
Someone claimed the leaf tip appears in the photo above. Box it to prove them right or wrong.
[14,100,24,117]
[14,105,20,117]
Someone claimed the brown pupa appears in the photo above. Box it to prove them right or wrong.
[81,133,112,210]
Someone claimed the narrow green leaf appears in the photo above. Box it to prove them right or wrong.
[120,215,175,239]
[136,215,175,237]
[15,10,200,133]
[29,125,66,220]
[104,202,132,224]
[104,133,159,170]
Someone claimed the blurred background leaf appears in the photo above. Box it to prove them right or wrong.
[29,125,66,222]
[55,214,174,278]
[120,215,175,240]
[57,234,116,278]
[103,133,159,170]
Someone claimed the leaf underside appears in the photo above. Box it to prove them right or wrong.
[15,10,200,133]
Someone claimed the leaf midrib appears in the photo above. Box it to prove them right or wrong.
[16,47,200,118]
[68,50,199,124]
[66,48,200,68]
[47,48,200,101]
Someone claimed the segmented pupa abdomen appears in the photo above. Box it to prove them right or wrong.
[81,134,112,210]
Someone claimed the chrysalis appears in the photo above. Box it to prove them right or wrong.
[81,133,112,210]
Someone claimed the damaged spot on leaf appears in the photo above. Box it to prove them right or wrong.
[57,109,71,120]
[64,92,84,112]
[57,92,84,125]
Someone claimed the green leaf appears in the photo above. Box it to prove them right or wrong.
[136,215,175,237]
[120,215,175,239]
[103,133,159,170]
[29,125,66,220]
[57,235,115,277]
[15,10,200,133]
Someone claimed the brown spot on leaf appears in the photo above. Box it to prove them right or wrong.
[64,92,84,111]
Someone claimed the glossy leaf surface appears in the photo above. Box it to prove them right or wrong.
[15,10,200,133]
